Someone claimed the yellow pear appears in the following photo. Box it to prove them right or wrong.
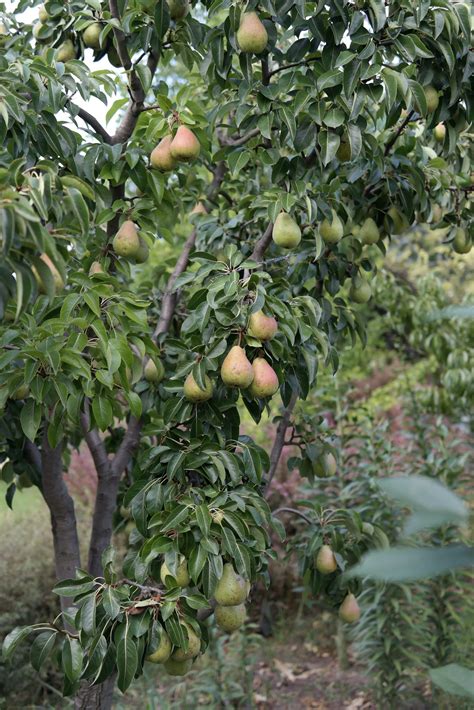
[215,604,247,633]
[336,138,351,162]
[320,210,344,244]
[313,452,337,478]
[424,85,439,113]
[247,310,278,341]
[113,220,140,258]
[386,206,409,234]
[11,384,30,401]
[38,5,49,22]
[144,358,165,383]
[452,227,471,254]
[146,629,172,663]
[57,39,76,62]
[183,373,213,402]
[315,545,337,574]
[248,358,279,398]
[350,276,372,304]
[214,563,248,606]
[358,217,380,245]
[433,122,446,142]
[164,658,193,675]
[191,201,208,215]
[134,236,149,263]
[236,12,268,54]
[160,558,190,587]
[167,0,189,20]
[150,135,176,171]
[170,125,201,161]
[220,346,254,388]
[339,593,361,623]
[83,22,102,49]
[171,623,201,661]
[272,212,302,249]
[89,261,104,276]
[33,253,65,293]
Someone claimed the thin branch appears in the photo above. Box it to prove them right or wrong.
[273,507,313,525]
[251,222,274,262]
[223,128,260,147]
[268,56,319,78]
[384,110,415,156]
[264,391,298,495]
[75,106,113,144]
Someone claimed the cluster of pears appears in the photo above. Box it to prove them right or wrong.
[112,220,150,263]
[315,545,361,623]
[214,564,250,633]
[150,125,201,171]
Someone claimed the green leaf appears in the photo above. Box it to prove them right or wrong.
[20,399,41,443]
[31,631,57,671]
[53,578,95,597]
[378,476,468,524]
[429,664,474,700]
[318,131,340,166]
[62,637,83,682]
[66,188,90,236]
[116,634,138,693]
[91,396,113,431]
[2,626,33,660]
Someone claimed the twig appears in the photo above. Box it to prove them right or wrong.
[264,391,298,495]
[223,128,260,147]
[273,507,313,525]
[384,110,415,156]
[268,56,319,78]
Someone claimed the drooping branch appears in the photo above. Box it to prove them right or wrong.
[264,391,298,495]
[268,56,319,78]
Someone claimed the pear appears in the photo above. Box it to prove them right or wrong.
[336,139,351,162]
[247,310,278,341]
[160,558,190,587]
[386,206,408,234]
[433,122,446,142]
[171,623,201,661]
[144,358,165,383]
[168,0,189,20]
[11,384,30,401]
[248,358,279,398]
[236,12,268,54]
[15,473,34,489]
[33,22,44,40]
[215,604,247,633]
[89,261,104,276]
[452,228,471,254]
[313,452,337,478]
[33,253,64,293]
[431,204,443,223]
[339,593,361,623]
[113,220,140,258]
[146,630,172,663]
[150,135,176,171]
[358,217,380,245]
[191,201,208,215]
[220,346,254,388]
[57,39,76,62]
[362,522,374,536]
[320,210,344,244]
[350,277,372,304]
[83,22,102,49]
[272,212,301,249]
[214,563,248,606]
[164,658,193,676]
[315,545,337,574]
[170,126,200,161]
[183,373,213,402]
[38,5,49,22]
[134,236,149,263]
[424,85,439,113]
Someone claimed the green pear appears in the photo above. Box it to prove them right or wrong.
[150,135,176,171]
[433,122,446,142]
[134,236,149,263]
[339,593,361,623]
[33,253,65,294]
[336,138,351,162]
[83,22,102,49]
[220,346,254,388]
[146,630,172,663]
[33,22,45,40]
[215,604,247,633]
[144,358,165,383]
[320,210,344,244]
[312,452,337,478]
[424,85,439,113]
[183,373,213,402]
[452,227,471,254]
[57,39,76,62]
[113,220,140,258]
[315,545,337,574]
[236,12,268,54]
[358,217,380,245]
[248,358,279,398]
[247,310,278,341]
[386,206,409,234]
[15,473,34,489]
[171,623,201,661]
[170,125,200,161]
[214,563,248,606]
[164,658,193,676]
[167,0,189,20]
[272,212,301,249]
[11,384,30,401]
[38,5,49,23]
[350,276,372,304]
[160,558,190,587]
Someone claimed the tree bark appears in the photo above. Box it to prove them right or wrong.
[74,675,116,710]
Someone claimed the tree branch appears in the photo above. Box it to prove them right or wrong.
[264,391,298,495]
[75,107,113,144]
[223,128,260,147]
[273,507,313,525]
[384,110,415,156]
[111,416,142,478]
[268,56,319,78]
[80,399,111,477]
[251,222,274,262]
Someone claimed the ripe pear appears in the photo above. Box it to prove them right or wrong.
[248,358,279,398]
[358,217,380,245]
[272,212,301,249]
[220,346,254,388]
[170,126,200,161]
[113,220,140,258]
[164,657,193,676]
[33,253,64,293]
[146,630,172,663]
[171,623,201,661]
[336,139,351,162]
[236,12,268,54]
[339,593,361,623]
[214,563,248,606]
[433,122,446,142]
[168,0,189,20]
[315,545,337,574]
[215,604,247,633]
[247,310,278,341]
[313,452,337,478]
[57,39,76,62]
[191,201,208,215]
[183,373,213,402]
[11,384,30,401]
[350,277,372,304]
[38,5,49,22]
[150,135,176,171]
[424,85,439,113]
[386,206,408,234]
[160,558,190,587]
[144,358,165,383]
[452,227,471,254]
[320,210,344,244]
[83,22,102,49]
[134,236,149,263]
[89,261,104,276]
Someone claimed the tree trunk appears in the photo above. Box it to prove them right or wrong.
[74,676,116,710]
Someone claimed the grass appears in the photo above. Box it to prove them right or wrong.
[0,482,46,525]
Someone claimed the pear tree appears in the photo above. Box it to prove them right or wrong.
[0,1,472,707]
